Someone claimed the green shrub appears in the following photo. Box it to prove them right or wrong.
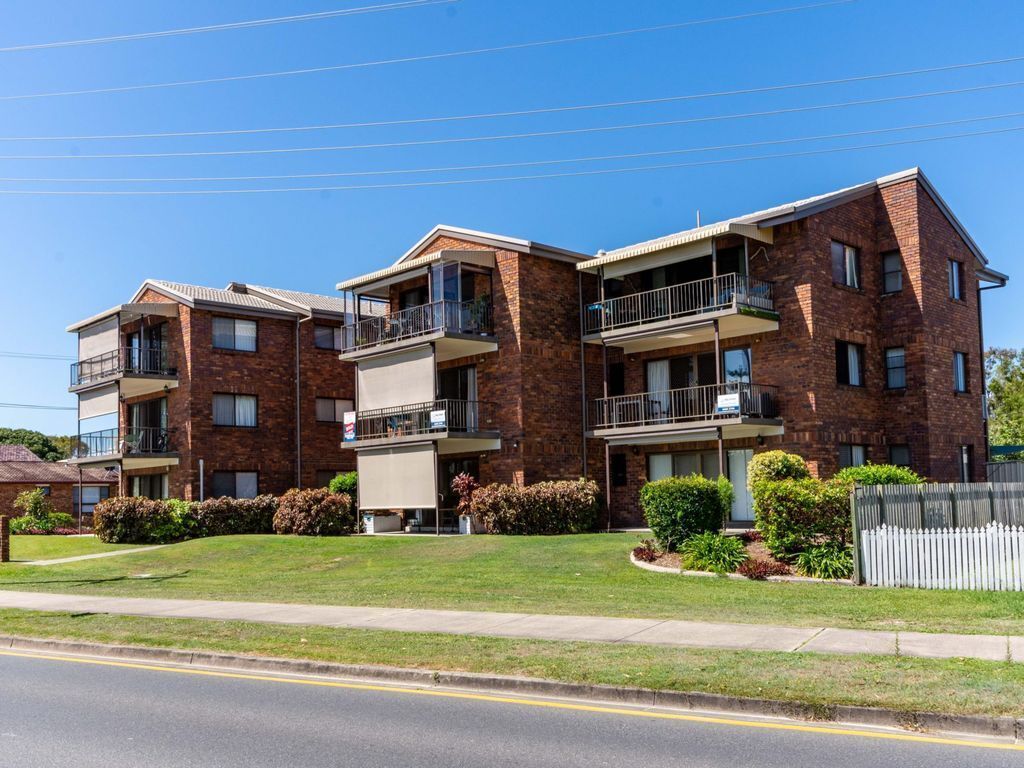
[93,497,184,544]
[795,542,854,580]
[747,450,810,488]
[328,471,358,507]
[13,488,56,520]
[680,532,747,574]
[471,479,600,535]
[639,475,728,552]
[191,495,277,537]
[834,463,924,485]
[752,478,854,558]
[273,488,354,536]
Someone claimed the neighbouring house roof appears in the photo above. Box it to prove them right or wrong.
[239,284,353,319]
[336,224,588,292]
[137,280,296,315]
[0,461,116,484]
[581,168,1006,284]
[0,445,42,462]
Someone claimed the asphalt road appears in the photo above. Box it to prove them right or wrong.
[0,650,1018,767]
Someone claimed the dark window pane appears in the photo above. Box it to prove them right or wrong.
[610,453,628,486]
[889,445,911,467]
[831,241,846,284]
[882,251,902,293]
[885,347,906,389]
[211,472,235,498]
[608,363,625,397]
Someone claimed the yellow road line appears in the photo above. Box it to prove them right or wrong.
[1,649,1019,752]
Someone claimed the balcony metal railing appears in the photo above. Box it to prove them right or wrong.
[583,273,775,334]
[70,345,175,387]
[341,298,493,354]
[588,382,779,431]
[349,399,494,442]
[71,427,174,459]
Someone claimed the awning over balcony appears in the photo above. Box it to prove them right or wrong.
[66,302,178,333]
[337,249,496,297]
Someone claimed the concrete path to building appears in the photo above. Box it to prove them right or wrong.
[21,546,166,566]
[0,589,1016,663]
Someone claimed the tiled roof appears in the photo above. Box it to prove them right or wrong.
[0,462,116,484]
[148,280,290,313]
[243,285,352,316]
[0,445,42,462]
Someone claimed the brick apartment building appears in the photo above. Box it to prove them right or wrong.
[334,225,592,531]
[67,280,356,500]
[336,169,1005,528]
[579,168,1006,525]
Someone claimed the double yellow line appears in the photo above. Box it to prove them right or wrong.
[1,649,1020,753]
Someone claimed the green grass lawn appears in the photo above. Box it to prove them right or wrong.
[0,608,1021,717]
[8,535,139,562]
[1,533,1022,635]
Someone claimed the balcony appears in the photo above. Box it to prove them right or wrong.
[583,273,779,353]
[587,382,783,443]
[339,299,497,362]
[344,399,500,454]
[70,345,177,397]
[69,426,179,469]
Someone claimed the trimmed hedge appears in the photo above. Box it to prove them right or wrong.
[471,479,600,535]
[639,475,730,552]
[273,487,355,536]
[191,495,277,537]
[747,450,810,488]
[751,477,851,558]
[834,463,924,486]
[93,497,184,544]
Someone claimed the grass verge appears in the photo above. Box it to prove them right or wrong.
[8,536,138,562]
[0,608,1021,717]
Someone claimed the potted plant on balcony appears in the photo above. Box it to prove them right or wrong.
[451,472,481,534]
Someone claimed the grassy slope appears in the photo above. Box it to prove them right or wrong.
[8,536,137,562]
[0,609,1021,717]
[1,534,1022,635]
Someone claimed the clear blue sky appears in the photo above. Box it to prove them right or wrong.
[1,0,1022,435]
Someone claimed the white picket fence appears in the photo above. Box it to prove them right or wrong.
[861,523,1024,590]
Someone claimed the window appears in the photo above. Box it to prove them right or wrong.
[959,445,973,482]
[212,317,257,351]
[948,259,964,300]
[838,444,867,469]
[882,250,902,294]
[608,362,625,397]
[885,347,906,389]
[35,485,51,496]
[953,351,968,393]
[610,453,628,487]
[836,341,865,386]
[129,474,167,500]
[723,347,752,384]
[213,394,258,427]
[211,471,258,499]
[315,397,354,423]
[889,444,911,467]
[314,325,342,351]
[73,485,110,515]
[648,451,720,481]
[831,241,860,289]
[316,470,342,488]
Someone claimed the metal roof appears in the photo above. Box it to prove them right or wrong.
[240,284,353,317]
[579,222,772,272]
[144,280,292,313]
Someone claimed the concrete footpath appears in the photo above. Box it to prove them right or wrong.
[0,589,1017,662]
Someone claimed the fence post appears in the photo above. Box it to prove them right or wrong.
[950,486,959,528]
[988,482,997,524]
[850,489,863,585]
[0,516,8,563]
[918,485,926,529]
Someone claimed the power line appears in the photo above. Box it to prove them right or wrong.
[2,122,1021,195]
[0,402,76,411]
[5,78,1022,161]
[0,351,75,360]
[3,65,1022,143]
[3,110,1022,183]
[0,1,855,101]
[0,1,454,53]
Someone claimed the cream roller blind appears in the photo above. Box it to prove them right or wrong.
[357,444,437,510]
[78,316,119,361]
[78,384,119,419]
[356,345,434,411]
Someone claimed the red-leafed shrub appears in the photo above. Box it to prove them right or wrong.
[471,479,600,535]
[93,497,181,544]
[632,538,658,563]
[739,529,764,544]
[737,559,792,580]
[190,495,277,537]
[273,488,354,536]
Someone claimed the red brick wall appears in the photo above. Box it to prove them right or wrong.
[0,482,117,519]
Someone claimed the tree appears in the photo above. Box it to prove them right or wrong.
[0,428,66,461]
[985,347,1024,459]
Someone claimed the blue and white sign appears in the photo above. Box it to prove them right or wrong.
[714,393,740,415]
[429,409,447,429]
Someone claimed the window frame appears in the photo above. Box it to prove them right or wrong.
[881,250,903,294]
[884,346,906,390]
[838,444,867,469]
[313,324,342,351]
[948,259,964,300]
[836,340,865,387]
[831,240,861,290]
[212,316,258,352]
[315,397,354,423]
[953,351,968,393]
[212,393,258,427]
[888,444,911,467]
[211,470,259,499]
[73,485,110,515]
